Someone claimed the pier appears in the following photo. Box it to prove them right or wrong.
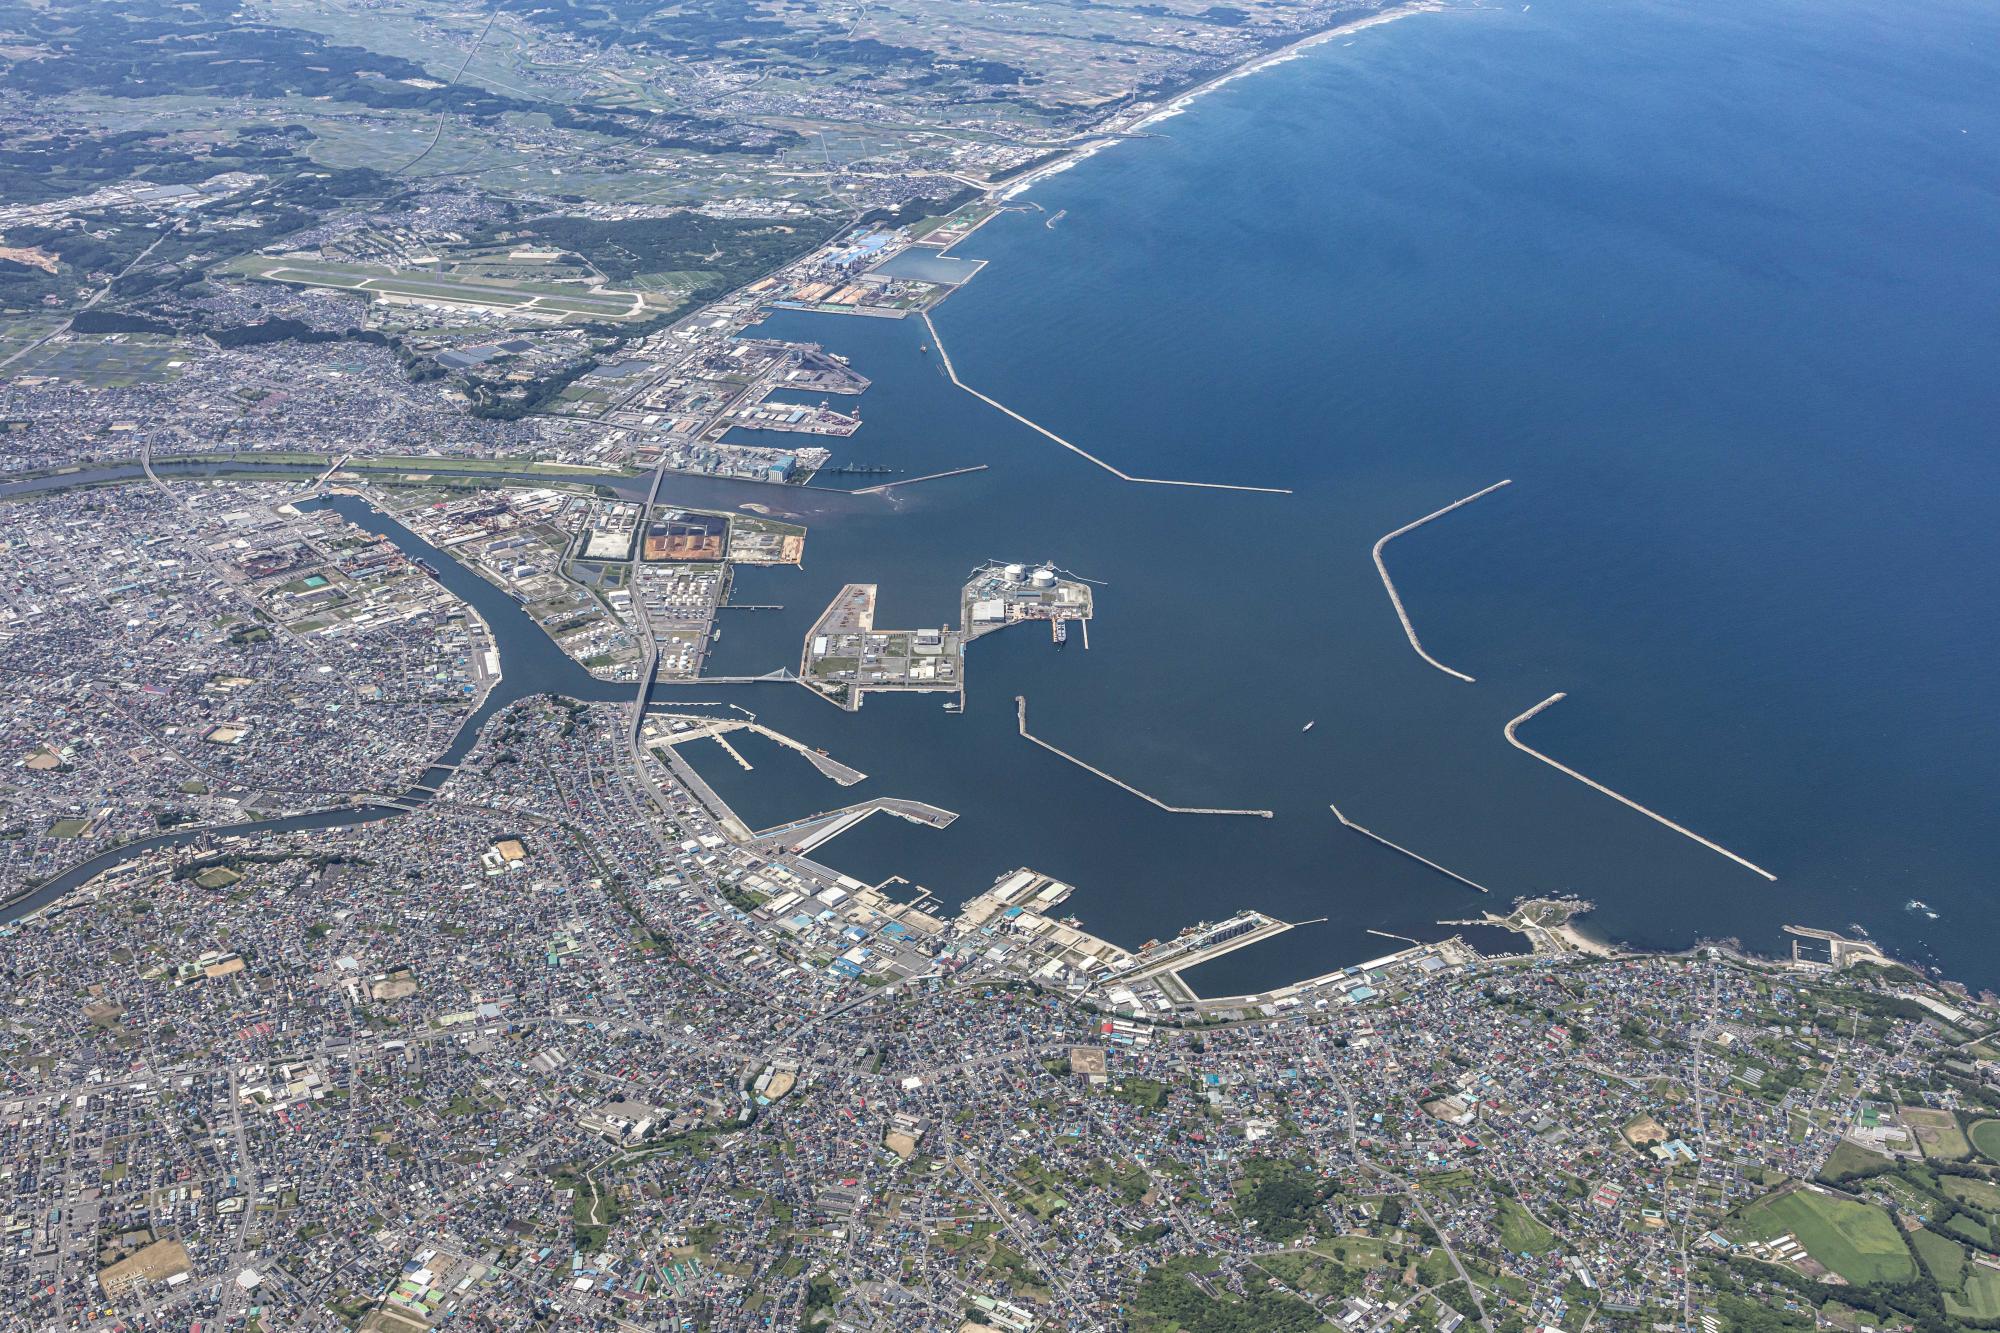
[1504,692,1778,881]
[711,732,753,771]
[921,311,1292,495]
[1328,802,1490,893]
[1371,479,1512,682]
[1015,696,1273,817]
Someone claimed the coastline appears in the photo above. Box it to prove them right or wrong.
[1000,0,1451,201]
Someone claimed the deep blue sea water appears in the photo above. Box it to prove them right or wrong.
[663,0,2000,995]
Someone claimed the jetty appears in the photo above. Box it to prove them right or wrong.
[921,311,1292,495]
[1371,479,1511,682]
[1504,692,1777,881]
[1328,802,1490,893]
[1015,696,1272,817]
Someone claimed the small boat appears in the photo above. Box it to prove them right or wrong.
[1302,721,1315,733]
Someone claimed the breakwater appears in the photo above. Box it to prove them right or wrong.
[1371,479,1512,683]
[922,311,1292,495]
[1328,802,1490,893]
[1504,693,1777,882]
[1015,696,1273,817]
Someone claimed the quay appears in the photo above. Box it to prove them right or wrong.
[1183,934,1483,1019]
[1110,910,1295,982]
[750,798,959,855]
[651,715,867,787]
[1782,924,1894,971]
[1371,479,1511,683]
[1504,692,1778,881]
[1328,802,1490,893]
[921,311,1292,496]
[647,737,753,843]
[1015,696,1273,817]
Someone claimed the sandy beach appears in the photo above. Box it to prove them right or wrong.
[1000,0,1451,200]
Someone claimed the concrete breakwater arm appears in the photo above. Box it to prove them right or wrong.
[1504,692,1778,881]
[921,311,1292,496]
[1372,479,1512,683]
[1016,696,1273,817]
[847,464,989,495]
[1328,802,1490,893]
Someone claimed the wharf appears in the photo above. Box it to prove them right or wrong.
[750,798,959,855]
[1108,911,1295,983]
[647,738,753,843]
[1184,936,1479,1018]
[650,715,866,786]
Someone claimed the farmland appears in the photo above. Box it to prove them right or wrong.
[1728,1188,1915,1287]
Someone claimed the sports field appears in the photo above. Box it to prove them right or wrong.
[1969,1119,2000,1163]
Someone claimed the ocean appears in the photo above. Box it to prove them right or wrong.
[661,0,2000,994]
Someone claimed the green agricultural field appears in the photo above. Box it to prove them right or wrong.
[1944,1176,2000,1213]
[1969,1119,2000,1163]
[1818,1139,1894,1181]
[1949,1265,2000,1321]
[1496,1197,1558,1255]
[1730,1188,1915,1287]
[1912,1227,1967,1287]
